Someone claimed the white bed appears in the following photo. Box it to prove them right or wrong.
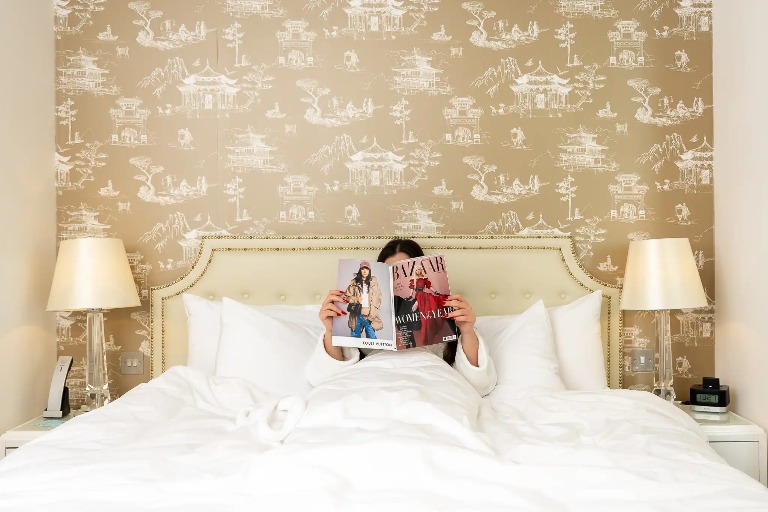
[0,235,766,511]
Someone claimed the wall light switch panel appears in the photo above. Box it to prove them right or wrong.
[630,348,655,373]
[119,352,144,375]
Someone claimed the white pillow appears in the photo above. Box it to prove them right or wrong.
[476,300,565,394]
[548,291,607,391]
[182,294,320,375]
[215,297,323,395]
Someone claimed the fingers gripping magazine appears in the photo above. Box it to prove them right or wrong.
[332,255,458,351]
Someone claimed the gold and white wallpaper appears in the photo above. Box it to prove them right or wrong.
[53,0,714,401]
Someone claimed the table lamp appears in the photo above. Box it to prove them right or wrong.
[47,238,141,410]
[621,238,707,402]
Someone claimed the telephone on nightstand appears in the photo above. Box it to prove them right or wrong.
[43,356,73,418]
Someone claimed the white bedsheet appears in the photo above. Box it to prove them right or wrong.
[0,350,766,511]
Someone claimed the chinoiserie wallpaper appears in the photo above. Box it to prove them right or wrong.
[53,0,714,401]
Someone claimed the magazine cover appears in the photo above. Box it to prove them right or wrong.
[331,259,396,350]
[391,254,458,350]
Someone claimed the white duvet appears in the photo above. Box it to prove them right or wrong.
[0,350,766,511]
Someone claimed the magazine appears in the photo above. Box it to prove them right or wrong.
[331,254,459,351]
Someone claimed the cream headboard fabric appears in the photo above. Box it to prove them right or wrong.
[149,235,623,388]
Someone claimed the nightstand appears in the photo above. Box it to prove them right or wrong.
[679,404,767,486]
[0,413,80,459]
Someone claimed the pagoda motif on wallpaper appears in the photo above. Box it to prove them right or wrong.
[177,64,240,117]
[278,175,319,223]
[674,138,713,192]
[57,49,117,96]
[109,97,151,146]
[393,203,443,236]
[608,174,649,222]
[58,204,112,242]
[225,0,285,18]
[226,128,283,173]
[556,0,617,18]
[673,290,715,347]
[55,153,74,192]
[277,20,318,68]
[557,126,618,172]
[130,3,209,50]
[518,214,570,236]
[345,138,407,193]
[608,20,648,68]
[343,0,406,39]
[392,50,451,95]
[674,0,712,39]
[176,217,232,270]
[510,62,573,117]
[126,252,152,301]
[443,96,484,145]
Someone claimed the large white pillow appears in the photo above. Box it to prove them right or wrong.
[548,290,607,391]
[182,294,320,375]
[476,300,565,394]
[215,297,323,395]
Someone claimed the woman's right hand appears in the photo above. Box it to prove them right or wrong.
[320,289,347,333]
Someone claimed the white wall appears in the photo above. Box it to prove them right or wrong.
[713,1,768,432]
[0,2,57,432]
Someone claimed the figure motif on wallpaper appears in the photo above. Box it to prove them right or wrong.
[97,24,118,42]
[129,2,209,50]
[54,0,106,39]
[392,203,445,237]
[675,356,693,379]
[277,20,318,69]
[671,49,693,72]
[693,249,714,270]
[297,79,378,127]
[597,102,617,118]
[450,200,464,213]
[391,50,451,96]
[265,103,286,118]
[449,46,464,58]
[557,126,618,173]
[463,155,544,204]
[339,50,362,72]
[478,210,523,235]
[431,24,452,42]
[109,98,153,147]
[225,128,285,173]
[671,202,692,225]
[117,201,132,214]
[343,204,362,226]
[502,127,529,150]
[608,174,650,222]
[462,2,540,50]
[284,124,297,136]
[278,175,319,224]
[615,122,628,135]
[431,179,452,197]
[130,156,210,205]
[628,78,706,126]
[98,180,119,198]
[574,216,606,260]
[556,0,617,19]
[57,49,119,96]
[608,20,650,69]
[170,128,194,150]
[224,0,285,18]
[443,96,485,146]
[116,46,130,58]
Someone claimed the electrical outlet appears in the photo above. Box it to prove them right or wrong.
[630,348,655,373]
[119,352,144,375]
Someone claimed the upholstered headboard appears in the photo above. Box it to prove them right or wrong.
[149,235,623,388]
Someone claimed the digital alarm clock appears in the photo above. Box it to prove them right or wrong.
[690,377,730,413]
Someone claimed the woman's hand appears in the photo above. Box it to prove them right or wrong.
[320,290,346,361]
[444,294,480,366]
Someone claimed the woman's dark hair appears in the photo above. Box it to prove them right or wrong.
[354,268,371,287]
[377,238,458,366]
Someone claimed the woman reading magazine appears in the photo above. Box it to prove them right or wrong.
[307,239,497,396]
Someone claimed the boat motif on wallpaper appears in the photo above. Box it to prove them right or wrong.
[129,2,210,50]
[297,79,379,126]
[225,128,285,173]
[391,50,451,95]
[54,0,105,39]
[462,2,541,50]
[130,156,211,205]
[431,24,452,42]
[278,175,320,224]
[596,255,619,273]
[57,49,119,96]
[557,126,618,172]
[265,102,286,119]
[97,24,118,42]
[608,174,650,223]
[628,78,706,126]
[98,180,120,197]
[478,210,523,235]
[431,179,452,197]
[573,216,606,261]
[555,0,617,19]
[109,98,153,146]
[442,97,485,146]
[607,20,651,69]
[596,102,617,119]
[463,155,544,204]
[224,0,286,18]
[392,203,444,237]
[277,20,319,69]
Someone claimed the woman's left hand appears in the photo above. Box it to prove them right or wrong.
[444,294,475,334]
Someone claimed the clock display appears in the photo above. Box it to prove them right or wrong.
[697,393,719,404]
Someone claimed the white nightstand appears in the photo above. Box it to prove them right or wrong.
[679,404,767,486]
[0,413,80,459]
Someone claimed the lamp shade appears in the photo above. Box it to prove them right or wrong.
[47,238,142,311]
[621,238,707,311]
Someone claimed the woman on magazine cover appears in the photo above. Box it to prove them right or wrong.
[344,261,382,339]
[409,267,448,347]
[309,239,497,397]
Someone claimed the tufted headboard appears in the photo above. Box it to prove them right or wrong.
[149,235,623,388]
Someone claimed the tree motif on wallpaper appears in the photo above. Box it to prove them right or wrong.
[554,21,576,66]
[130,311,151,356]
[129,2,210,50]
[407,140,441,186]
[224,0,286,19]
[224,176,250,222]
[556,174,579,221]
[54,0,106,39]
[138,57,189,98]
[573,216,606,260]
[462,2,541,50]
[464,155,544,204]
[297,79,378,126]
[55,142,108,194]
[223,21,247,67]
[242,63,276,91]
[56,98,79,145]
[628,78,706,126]
[130,156,210,204]
[390,98,412,144]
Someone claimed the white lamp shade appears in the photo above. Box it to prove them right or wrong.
[621,238,708,311]
[47,238,142,311]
